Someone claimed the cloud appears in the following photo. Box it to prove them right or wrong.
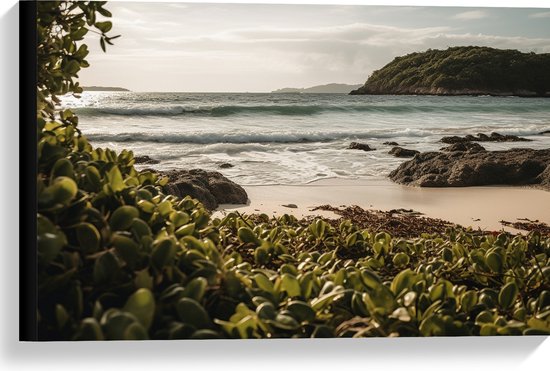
[452,10,488,20]
[79,3,550,92]
[529,11,550,18]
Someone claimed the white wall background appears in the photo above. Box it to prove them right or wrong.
[1,1,548,370]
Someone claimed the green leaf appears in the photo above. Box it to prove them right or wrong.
[151,238,176,270]
[112,234,140,267]
[71,27,88,40]
[75,318,104,340]
[76,223,101,253]
[123,288,155,330]
[287,300,316,322]
[95,21,112,33]
[182,277,208,302]
[461,290,478,313]
[238,227,258,244]
[93,251,119,285]
[280,274,301,297]
[499,282,519,309]
[253,273,274,293]
[109,205,139,231]
[256,302,277,320]
[486,252,503,273]
[176,298,211,328]
[390,269,416,296]
[392,252,410,267]
[50,158,74,179]
[106,166,125,192]
[42,176,78,206]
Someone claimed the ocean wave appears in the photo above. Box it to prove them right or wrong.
[84,129,433,145]
[74,103,550,118]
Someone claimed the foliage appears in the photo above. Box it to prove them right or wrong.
[37,1,119,118]
[36,3,550,339]
[37,163,550,339]
[351,46,550,96]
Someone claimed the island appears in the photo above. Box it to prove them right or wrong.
[272,83,363,94]
[350,46,550,97]
[82,86,130,91]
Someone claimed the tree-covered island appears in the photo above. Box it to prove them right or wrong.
[351,46,550,97]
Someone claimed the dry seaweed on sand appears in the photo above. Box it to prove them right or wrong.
[500,218,550,235]
[311,205,464,237]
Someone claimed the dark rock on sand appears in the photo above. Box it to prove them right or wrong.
[134,155,160,165]
[162,169,248,210]
[282,204,298,209]
[388,146,419,158]
[219,163,234,169]
[538,164,550,189]
[389,148,550,189]
[383,141,399,146]
[440,132,531,144]
[540,130,550,135]
[348,142,375,151]
[440,142,486,152]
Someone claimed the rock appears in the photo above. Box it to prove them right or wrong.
[383,141,399,146]
[388,147,420,158]
[540,130,550,135]
[440,136,469,144]
[219,163,234,169]
[161,169,248,210]
[348,142,375,151]
[282,204,298,208]
[134,155,160,165]
[440,132,531,144]
[538,165,550,189]
[440,142,486,152]
[389,148,550,189]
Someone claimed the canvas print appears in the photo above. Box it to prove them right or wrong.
[32,1,550,340]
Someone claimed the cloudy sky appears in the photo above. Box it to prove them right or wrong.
[79,1,550,92]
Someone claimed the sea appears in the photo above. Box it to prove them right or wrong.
[62,92,550,186]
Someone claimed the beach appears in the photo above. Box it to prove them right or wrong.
[68,92,550,234]
[217,178,550,232]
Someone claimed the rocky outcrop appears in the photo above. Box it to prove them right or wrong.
[388,147,419,158]
[440,132,531,144]
[161,169,248,210]
[538,165,550,189]
[134,155,160,165]
[440,142,486,152]
[389,148,550,189]
[348,142,375,151]
[350,46,550,97]
[383,141,399,146]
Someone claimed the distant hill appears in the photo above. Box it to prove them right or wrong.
[350,46,550,97]
[272,83,363,94]
[82,86,130,91]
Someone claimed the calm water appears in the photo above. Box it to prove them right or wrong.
[62,92,550,185]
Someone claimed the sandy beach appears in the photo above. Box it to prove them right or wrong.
[217,178,550,232]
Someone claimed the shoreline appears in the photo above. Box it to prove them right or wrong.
[216,178,550,233]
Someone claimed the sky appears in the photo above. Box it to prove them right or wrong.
[78,1,550,92]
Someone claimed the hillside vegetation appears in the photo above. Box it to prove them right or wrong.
[350,46,550,97]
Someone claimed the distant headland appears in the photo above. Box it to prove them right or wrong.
[272,83,363,94]
[350,46,550,97]
[82,86,130,92]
